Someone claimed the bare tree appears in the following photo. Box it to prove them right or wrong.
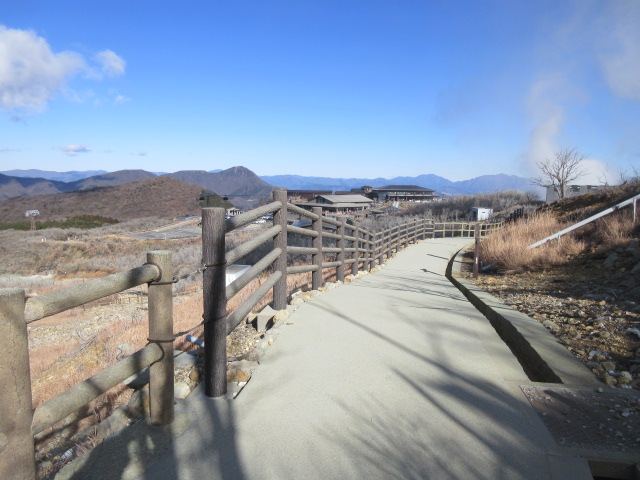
[531,148,587,200]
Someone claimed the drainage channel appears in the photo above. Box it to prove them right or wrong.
[446,249,640,479]
[446,252,561,384]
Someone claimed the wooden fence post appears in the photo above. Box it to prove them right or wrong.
[337,217,346,282]
[202,208,227,398]
[364,230,373,272]
[312,207,323,290]
[272,189,288,310]
[403,222,409,249]
[473,224,480,279]
[352,221,359,276]
[0,288,36,480]
[147,250,175,425]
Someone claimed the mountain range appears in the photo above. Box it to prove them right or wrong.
[0,167,540,222]
[259,173,539,197]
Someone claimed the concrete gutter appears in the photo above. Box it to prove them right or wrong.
[447,246,600,388]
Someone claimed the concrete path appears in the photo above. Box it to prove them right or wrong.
[59,238,593,479]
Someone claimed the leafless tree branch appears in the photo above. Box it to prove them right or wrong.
[530,148,587,200]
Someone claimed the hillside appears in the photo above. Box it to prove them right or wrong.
[0,169,107,182]
[0,176,230,222]
[166,166,273,209]
[0,173,68,201]
[0,169,157,201]
[0,167,273,209]
[69,169,156,191]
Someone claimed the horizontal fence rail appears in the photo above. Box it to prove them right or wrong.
[201,191,503,399]
[1,251,175,480]
[1,187,503,479]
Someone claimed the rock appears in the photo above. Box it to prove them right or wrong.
[619,371,633,384]
[227,368,250,383]
[189,368,201,382]
[604,253,619,268]
[273,309,289,326]
[290,297,305,307]
[603,373,617,386]
[542,320,560,333]
[601,361,616,372]
[174,381,191,399]
[628,286,640,300]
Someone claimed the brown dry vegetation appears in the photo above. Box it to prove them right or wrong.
[0,175,230,222]
[478,211,587,272]
[479,180,640,273]
[469,182,640,394]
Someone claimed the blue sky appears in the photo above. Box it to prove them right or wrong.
[1,0,638,182]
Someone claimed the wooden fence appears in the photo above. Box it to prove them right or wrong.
[0,251,175,480]
[0,189,501,479]
[200,190,502,396]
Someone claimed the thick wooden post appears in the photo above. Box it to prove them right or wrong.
[474,224,480,279]
[147,251,174,425]
[403,222,409,248]
[272,189,288,310]
[351,222,359,276]
[202,208,227,398]
[0,289,36,480]
[337,217,346,282]
[312,207,323,290]
[367,230,374,271]
[376,232,383,265]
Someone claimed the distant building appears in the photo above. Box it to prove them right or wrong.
[368,185,438,203]
[470,207,493,221]
[545,184,605,203]
[296,194,373,214]
[287,190,332,203]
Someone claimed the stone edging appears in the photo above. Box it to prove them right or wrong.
[446,246,600,388]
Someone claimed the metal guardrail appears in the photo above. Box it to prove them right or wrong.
[529,193,640,249]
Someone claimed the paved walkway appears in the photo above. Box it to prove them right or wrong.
[59,238,593,479]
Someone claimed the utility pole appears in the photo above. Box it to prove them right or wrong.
[25,210,40,231]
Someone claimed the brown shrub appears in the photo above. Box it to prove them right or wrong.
[479,212,586,272]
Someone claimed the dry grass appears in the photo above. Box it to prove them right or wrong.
[592,211,636,254]
[479,211,587,272]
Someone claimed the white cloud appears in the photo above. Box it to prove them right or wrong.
[0,25,127,116]
[524,75,567,174]
[94,50,126,78]
[61,144,91,156]
[0,26,85,114]
[114,94,130,105]
[597,1,640,100]
[580,158,620,185]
